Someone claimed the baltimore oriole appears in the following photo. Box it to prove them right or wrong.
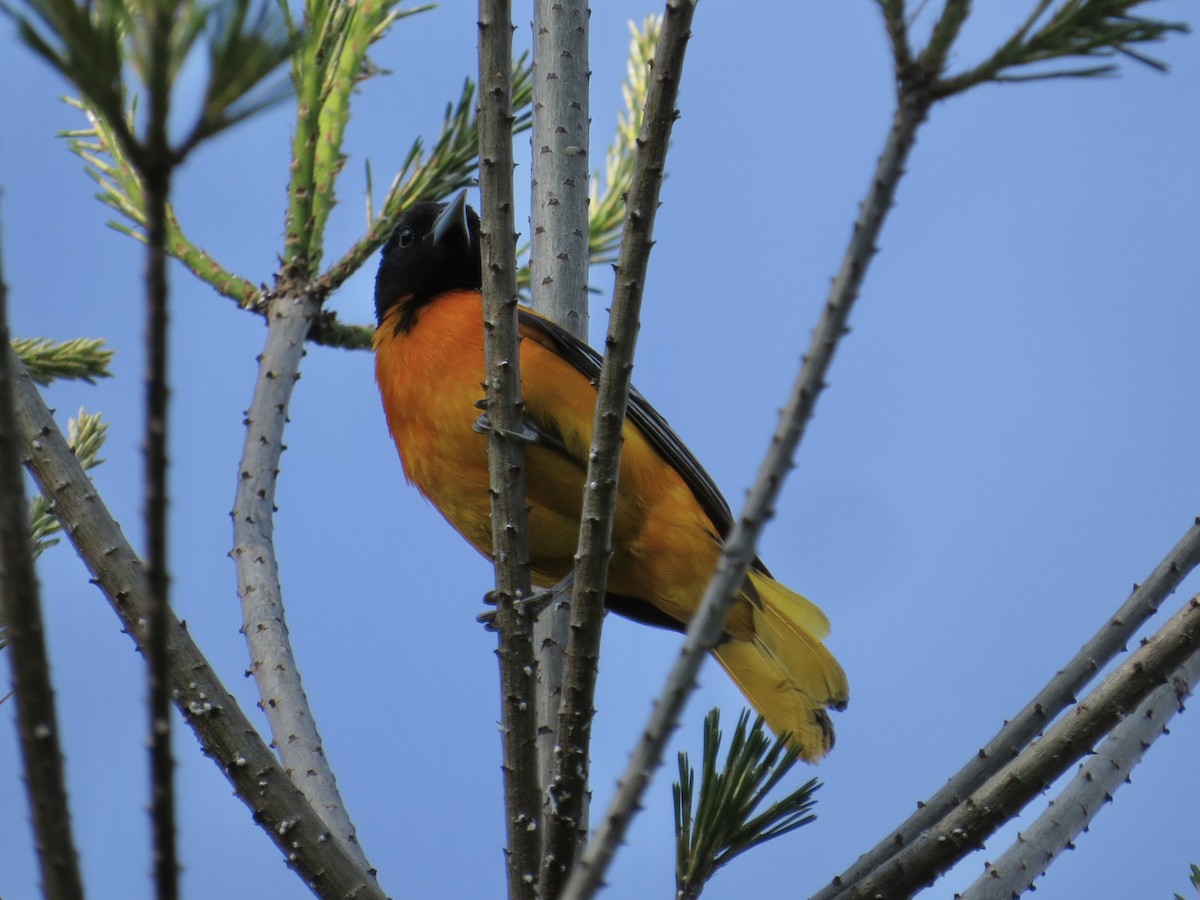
[373,192,848,760]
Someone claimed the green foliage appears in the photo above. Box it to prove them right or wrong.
[14,0,299,308]
[918,0,1189,96]
[7,0,299,164]
[48,0,536,338]
[61,96,265,308]
[3,0,130,151]
[11,337,113,385]
[279,0,436,276]
[674,709,820,900]
[1174,863,1200,900]
[40,5,666,350]
[587,15,661,273]
[185,0,299,150]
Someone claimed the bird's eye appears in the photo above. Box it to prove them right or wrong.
[397,227,416,248]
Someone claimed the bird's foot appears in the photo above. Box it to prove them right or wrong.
[476,573,575,631]
[472,410,540,444]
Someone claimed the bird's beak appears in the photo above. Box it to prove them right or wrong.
[433,190,469,246]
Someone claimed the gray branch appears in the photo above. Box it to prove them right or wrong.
[838,591,1200,900]
[960,648,1200,900]
[528,0,592,861]
[9,346,386,899]
[814,517,1200,899]
[477,1,543,895]
[527,0,596,891]
[549,0,695,894]
[231,287,372,872]
[561,37,931,900]
[0,238,84,900]
[529,0,591,336]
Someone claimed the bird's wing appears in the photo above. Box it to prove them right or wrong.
[517,308,736,540]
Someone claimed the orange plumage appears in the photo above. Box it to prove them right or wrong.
[373,194,847,759]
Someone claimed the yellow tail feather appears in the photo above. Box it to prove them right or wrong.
[711,571,848,762]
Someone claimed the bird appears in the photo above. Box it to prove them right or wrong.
[373,191,848,760]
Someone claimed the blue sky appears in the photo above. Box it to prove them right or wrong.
[2,2,1198,898]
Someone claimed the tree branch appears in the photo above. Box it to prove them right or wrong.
[9,347,387,899]
[839,592,1200,900]
[230,282,373,873]
[0,215,84,900]
[527,0,593,889]
[547,0,694,894]
[281,1,325,280]
[562,33,931,900]
[876,0,914,73]
[960,647,1200,900]
[813,517,1200,899]
[137,6,179,892]
[529,0,591,339]
[552,3,700,897]
[477,1,543,896]
[29,411,106,558]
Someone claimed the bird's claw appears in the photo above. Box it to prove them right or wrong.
[473,412,539,444]
[475,574,575,631]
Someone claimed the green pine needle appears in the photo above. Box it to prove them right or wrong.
[61,95,264,307]
[3,0,133,156]
[12,337,113,385]
[588,14,661,271]
[674,708,820,900]
[928,0,1189,97]
[188,0,300,149]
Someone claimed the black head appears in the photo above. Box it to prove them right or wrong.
[374,191,483,332]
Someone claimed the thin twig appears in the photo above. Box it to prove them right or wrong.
[562,47,932,900]
[477,1,543,895]
[877,0,914,73]
[839,592,1200,900]
[139,5,179,892]
[960,648,1200,900]
[231,283,373,873]
[9,346,387,899]
[813,517,1200,899]
[528,0,593,889]
[0,214,85,900]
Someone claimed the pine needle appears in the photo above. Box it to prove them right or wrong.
[674,709,820,900]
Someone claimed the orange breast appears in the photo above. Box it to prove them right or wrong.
[374,292,497,555]
[374,291,724,622]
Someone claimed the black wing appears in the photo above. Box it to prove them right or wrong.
[517,308,735,540]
